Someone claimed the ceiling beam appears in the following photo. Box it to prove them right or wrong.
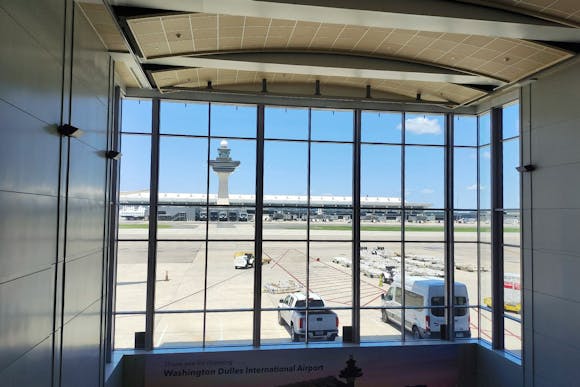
[143,51,505,86]
[109,0,580,42]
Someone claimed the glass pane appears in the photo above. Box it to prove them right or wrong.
[116,242,148,312]
[155,242,206,311]
[265,106,308,140]
[405,146,444,209]
[334,309,351,344]
[361,111,401,143]
[502,102,519,139]
[210,103,257,138]
[503,138,520,209]
[311,108,353,141]
[404,243,445,279]
[361,210,401,241]
[114,314,144,349]
[118,205,149,239]
[454,147,478,209]
[206,242,254,309]
[479,145,491,210]
[504,247,522,314]
[454,211,478,242]
[504,210,520,246]
[460,307,479,341]
[404,210,445,241]
[479,112,491,146]
[207,206,255,240]
[309,242,352,308]
[454,243,478,305]
[479,210,491,243]
[120,134,151,193]
[309,208,353,241]
[361,144,401,199]
[261,310,304,345]
[262,207,308,240]
[262,242,307,306]
[310,142,353,200]
[205,312,253,346]
[454,115,477,146]
[209,139,256,201]
[360,242,401,297]
[159,136,208,194]
[264,141,308,196]
[480,309,492,343]
[160,100,208,136]
[156,205,206,240]
[360,308,402,342]
[504,318,522,356]
[121,99,151,133]
[404,113,444,145]
[480,243,492,306]
[153,313,204,348]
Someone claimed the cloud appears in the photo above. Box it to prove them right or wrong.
[483,151,491,159]
[397,117,442,135]
[466,184,478,191]
[420,188,434,195]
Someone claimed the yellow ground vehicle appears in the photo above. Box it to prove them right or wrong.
[483,273,521,313]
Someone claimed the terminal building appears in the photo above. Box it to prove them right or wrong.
[2,1,580,387]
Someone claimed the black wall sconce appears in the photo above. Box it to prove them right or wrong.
[57,124,83,138]
[106,150,122,160]
[516,164,535,172]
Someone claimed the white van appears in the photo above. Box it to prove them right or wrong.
[380,277,471,339]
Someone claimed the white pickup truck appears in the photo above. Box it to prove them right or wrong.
[277,292,339,342]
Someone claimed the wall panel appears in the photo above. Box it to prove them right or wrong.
[0,191,58,283]
[0,268,54,371]
[0,7,63,125]
[0,101,61,196]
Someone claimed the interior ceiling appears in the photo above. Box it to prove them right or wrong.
[79,1,580,107]
[484,0,580,25]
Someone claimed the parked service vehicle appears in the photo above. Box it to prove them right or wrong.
[484,273,521,313]
[381,277,471,339]
[233,252,271,269]
[278,292,339,342]
[234,252,255,269]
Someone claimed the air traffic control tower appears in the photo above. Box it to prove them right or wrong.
[209,140,240,205]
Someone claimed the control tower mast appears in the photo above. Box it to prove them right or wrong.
[209,140,240,205]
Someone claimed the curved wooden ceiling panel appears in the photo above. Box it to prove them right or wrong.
[128,13,572,83]
[485,0,580,25]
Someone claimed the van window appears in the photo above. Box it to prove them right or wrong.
[431,296,445,317]
[455,296,468,317]
[395,287,402,303]
[430,296,468,317]
[405,290,424,311]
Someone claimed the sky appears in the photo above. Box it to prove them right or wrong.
[119,99,520,209]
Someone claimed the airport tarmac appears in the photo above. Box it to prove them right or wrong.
[115,220,521,354]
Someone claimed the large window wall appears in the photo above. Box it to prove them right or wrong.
[113,97,521,355]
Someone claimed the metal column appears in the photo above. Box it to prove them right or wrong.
[352,109,362,343]
[444,113,455,340]
[490,107,504,350]
[145,98,160,350]
[253,104,265,346]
